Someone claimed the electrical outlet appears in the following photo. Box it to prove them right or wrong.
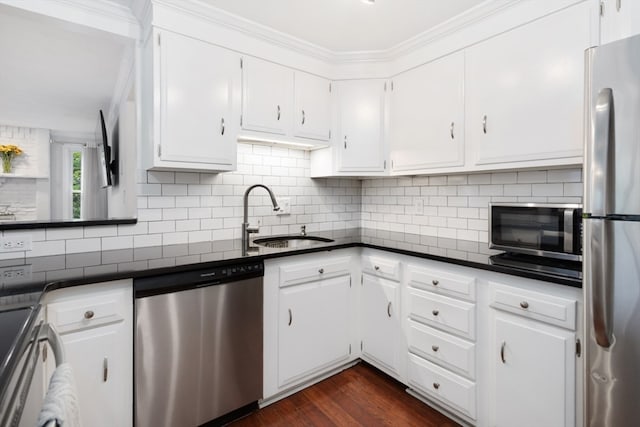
[413,198,424,215]
[0,234,32,252]
[277,197,291,215]
[0,265,32,286]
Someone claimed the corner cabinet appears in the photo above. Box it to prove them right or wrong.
[465,3,593,167]
[44,280,133,427]
[141,29,239,172]
[600,0,640,44]
[390,51,465,173]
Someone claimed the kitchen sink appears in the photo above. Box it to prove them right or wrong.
[252,235,334,249]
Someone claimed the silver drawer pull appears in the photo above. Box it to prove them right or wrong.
[432,309,439,316]
[277,105,281,120]
[450,122,455,139]
[318,268,324,274]
[500,341,506,363]
[301,110,305,125]
[220,117,225,135]
[431,345,439,352]
[433,382,440,390]
[84,310,95,320]
[374,265,380,271]
[482,115,487,134]
[387,302,392,317]
[520,301,529,309]
[432,280,439,286]
[103,357,108,382]
[288,309,292,326]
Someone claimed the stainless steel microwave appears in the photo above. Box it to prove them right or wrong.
[489,203,583,261]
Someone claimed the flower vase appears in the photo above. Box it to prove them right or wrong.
[2,156,12,173]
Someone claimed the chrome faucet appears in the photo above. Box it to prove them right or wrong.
[242,184,280,252]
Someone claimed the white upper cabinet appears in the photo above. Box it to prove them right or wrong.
[600,0,640,44]
[390,51,465,172]
[143,29,239,171]
[466,3,592,167]
[293,71,331,141]
[241,57,293,136]
[336,79,386,172]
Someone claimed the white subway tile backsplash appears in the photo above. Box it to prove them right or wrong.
[66,238,101,254]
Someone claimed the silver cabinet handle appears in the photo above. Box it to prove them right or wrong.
[220,117,225,135]
[344,135,347,149]
[589,88,613,216]
[519,301,529,309]
[318,268,324,274]
[450,122,455,139]
[374,265,380,271]
[387,302,392,317]
[432,280,439,286]
[288,309,292,326]
[500,341,506,363]
[433,382,440,390]
[482,115,487,134]
[84,310,94,320]
[432,345,439,352]
[301,110,305,125]
[617,0,622,11]
[103,357,108,382]
[432,309,439,316]
[277,105,281,120]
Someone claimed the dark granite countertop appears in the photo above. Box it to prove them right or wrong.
[0,227,582,402]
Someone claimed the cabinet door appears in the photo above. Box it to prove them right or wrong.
[600,0,640,44]
[159,30,238,168]
[466,4,592,166]
[336,80,386,172]
[242,57,292,135]
[492,311,575,427]
[391,51,464,172]
[278,275,351,386]
[361,274,401,375]
[293,71,331,141]
[61,322,132,427]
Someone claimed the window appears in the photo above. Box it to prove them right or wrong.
[71,150,82,219]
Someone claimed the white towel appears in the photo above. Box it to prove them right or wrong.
[37,363,81,427]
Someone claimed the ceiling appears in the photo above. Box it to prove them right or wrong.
[201,0,488,52]
[0,4,132,137]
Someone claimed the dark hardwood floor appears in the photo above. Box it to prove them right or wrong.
[230,362,460,427]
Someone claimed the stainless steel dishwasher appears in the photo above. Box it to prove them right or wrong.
[134,260,263,427]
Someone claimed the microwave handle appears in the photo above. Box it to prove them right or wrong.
[564,209,575,253]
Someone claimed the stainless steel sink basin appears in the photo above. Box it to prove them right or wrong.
[252,235,334,249]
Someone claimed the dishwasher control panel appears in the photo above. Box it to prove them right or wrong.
[134,259,264,298]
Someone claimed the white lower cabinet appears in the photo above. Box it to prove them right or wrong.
[360,273,402,378]
[278,274,351,387]
[45,280,133,427]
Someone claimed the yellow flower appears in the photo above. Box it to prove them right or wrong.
[0,144,23,156]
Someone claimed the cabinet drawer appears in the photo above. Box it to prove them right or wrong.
[408,289,476,340]
[47,288,129,333]
[279,256,351,287]
[490,282,577,330]
[408,320,476,380]
[408,354,476,420]
[362,255,400,281]
[407,264,476,301]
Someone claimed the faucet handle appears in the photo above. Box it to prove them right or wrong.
[300,225,306,236]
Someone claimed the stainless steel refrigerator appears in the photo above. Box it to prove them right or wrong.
[584,34,640,427]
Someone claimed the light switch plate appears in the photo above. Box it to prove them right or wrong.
[277,197,291,215]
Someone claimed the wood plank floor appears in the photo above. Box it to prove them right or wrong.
[230,363,460,427]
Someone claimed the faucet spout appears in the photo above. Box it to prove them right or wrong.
[242,184,280,253]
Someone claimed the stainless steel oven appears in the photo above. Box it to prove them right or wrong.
[489,203,582,261]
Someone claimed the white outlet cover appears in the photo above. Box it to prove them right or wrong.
[0,264,32,287]
[413,198,424,215]
[0,234,32,252]
[277,197,291,215]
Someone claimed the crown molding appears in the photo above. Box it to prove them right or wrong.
[0,0,140,38]
[146,0,522,64]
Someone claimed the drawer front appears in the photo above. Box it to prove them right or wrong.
[490,282,577,330]
[280,256,351,287]
[407,264,476,301]
[47,290,128,333]
[408,289,476,340]
[408,320,476,380]
[408,354,476,420]
[361,255,400,281]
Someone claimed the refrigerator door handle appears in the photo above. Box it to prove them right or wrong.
[590,219,613,348]
[589,88,614,217]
